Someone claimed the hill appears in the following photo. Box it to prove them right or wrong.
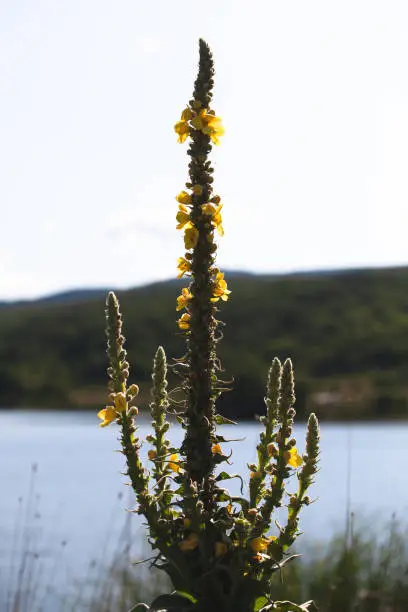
[1,267,408,420]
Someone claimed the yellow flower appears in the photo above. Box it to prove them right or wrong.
[215,542,228,558]
[181,107,194,121]
[211,272,231,302]
[174,120,190,144]
[285,447,303,468]
[97,406,117,428]
[176,204,192,230]
[202,203,224,236]
[191,109,225,145]
[176,287,193,311]
[177,313,191,330]
[211,443,222,454]
[176,191,192,205]
[168,453,181,472]
[249,537,270,553]
[184,226,199,249]
[179,532,199,552]
[113,392,127,412]
[203,115,225,145]
[148,449,157,460]
[176,257,191,278]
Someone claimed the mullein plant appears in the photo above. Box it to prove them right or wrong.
[99,39,320,612]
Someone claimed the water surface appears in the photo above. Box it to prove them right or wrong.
[1,411,407,607]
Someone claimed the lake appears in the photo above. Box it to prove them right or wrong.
[1,410,408,609]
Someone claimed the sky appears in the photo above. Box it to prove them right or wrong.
[1,0,408,300]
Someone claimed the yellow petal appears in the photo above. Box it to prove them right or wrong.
[176,191,192,205]
[249,537,269,553]
[184,227,199,250]
[168,453,181,472]
[285,447,303,468]
[180,107,193,121]
[178,313,191,330]
[97,406,117,427]
[211,443,222,455]
[174,120,190,143]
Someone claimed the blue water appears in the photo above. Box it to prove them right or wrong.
[1,411,408,610]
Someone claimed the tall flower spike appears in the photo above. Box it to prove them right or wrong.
[149,346,172,515]
[275,412,320,558]
[179,40,222,500]
[104,292,163,545]
[106,291,129,394]
[259,358,296,530]
[249,357,282,510]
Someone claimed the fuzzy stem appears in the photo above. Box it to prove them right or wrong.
[275,412,320,558]
[249,358,282,508]
[181,40,218,501]
[105,293,164,546]
[258,359,296,532]
[149,346,172,515]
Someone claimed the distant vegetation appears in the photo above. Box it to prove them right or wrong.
[1,266,408,420]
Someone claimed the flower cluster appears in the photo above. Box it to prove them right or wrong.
[98,385,139,427]
[174,87,229,333]
[174,105,225,145]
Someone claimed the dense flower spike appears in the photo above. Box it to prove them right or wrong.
[173,39,233,497]
[101,39,319,612]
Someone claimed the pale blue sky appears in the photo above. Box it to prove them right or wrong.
[1,0,408,300]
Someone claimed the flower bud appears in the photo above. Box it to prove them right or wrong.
[267,443,278,457]
[128,384,139,398]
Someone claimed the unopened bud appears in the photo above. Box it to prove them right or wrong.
[267,443,278,457]
[128,384,139,398]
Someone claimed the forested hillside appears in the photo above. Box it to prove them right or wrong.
[1,267,408,420]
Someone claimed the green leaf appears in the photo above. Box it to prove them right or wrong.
[254,596,268,611]
[173,591,197,604]
[149,593,196,611]
[215,414,237,425]
[231,496,250,513]
[215,472,244,494]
